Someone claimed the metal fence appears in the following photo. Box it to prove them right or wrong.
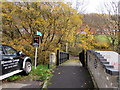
[56,50,69,66]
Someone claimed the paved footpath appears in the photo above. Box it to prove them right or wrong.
[48,58,94,88]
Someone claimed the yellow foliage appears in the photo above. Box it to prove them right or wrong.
[2,2,84,63]
[96,42,110,48]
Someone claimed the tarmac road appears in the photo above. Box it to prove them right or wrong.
[48,59,94,88]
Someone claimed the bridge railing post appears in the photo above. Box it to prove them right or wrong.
[79,50,85,67]
[56,50,60,66]
[56,50,69,66]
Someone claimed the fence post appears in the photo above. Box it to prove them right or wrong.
[56,50,60,66]
[68,53,69,60]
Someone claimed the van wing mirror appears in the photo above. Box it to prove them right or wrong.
[18,51,22,55]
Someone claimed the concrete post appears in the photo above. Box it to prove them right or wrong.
[49,53,56,68]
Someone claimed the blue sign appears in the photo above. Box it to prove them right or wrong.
[37,31,42,36]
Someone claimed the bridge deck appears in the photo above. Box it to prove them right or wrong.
[48,57,94,88]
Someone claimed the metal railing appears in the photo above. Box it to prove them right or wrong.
[56,50,69,66]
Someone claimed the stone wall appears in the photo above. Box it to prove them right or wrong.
[86,50,119,88]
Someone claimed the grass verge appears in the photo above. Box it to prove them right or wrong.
[3,65,53,82]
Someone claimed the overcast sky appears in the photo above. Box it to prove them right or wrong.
[6,0,119,14]
[65,0,119,14]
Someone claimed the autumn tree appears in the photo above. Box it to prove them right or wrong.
[2,2,83,64]
[96,0,119,52]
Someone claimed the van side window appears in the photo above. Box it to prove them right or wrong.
[0,47,5,55]
[4,46,17,56]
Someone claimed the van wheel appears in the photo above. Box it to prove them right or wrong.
[23,61,32,75]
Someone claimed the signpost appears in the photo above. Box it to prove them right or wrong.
[33,31,42,69]
[34,47,38,69]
